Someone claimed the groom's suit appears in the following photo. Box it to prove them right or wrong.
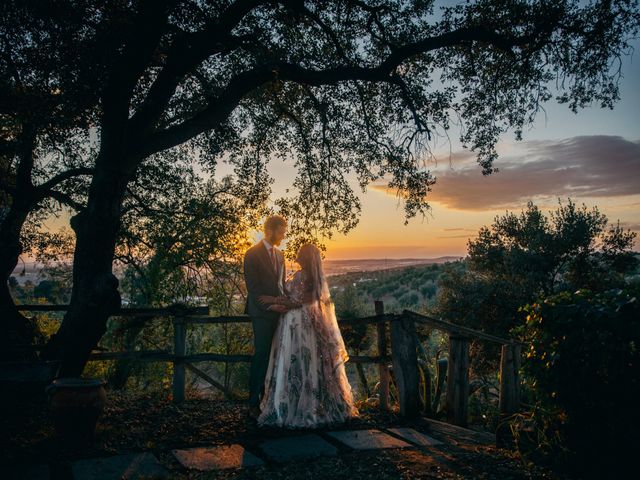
[243,240,285,408]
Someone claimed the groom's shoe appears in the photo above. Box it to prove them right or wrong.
[248,404,261,420]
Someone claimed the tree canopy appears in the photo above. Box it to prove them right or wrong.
[6,0,639,232]
[3,0,639,374]
[436,199,638,373]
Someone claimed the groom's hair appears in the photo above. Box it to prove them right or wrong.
[264,215,287,233]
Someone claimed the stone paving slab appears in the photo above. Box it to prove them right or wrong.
[172,444,264,471]
[418,417,496,445]
[386,427,444,447]
[72,452,170,480]
[326,429,412,450]
[260,434,338,462]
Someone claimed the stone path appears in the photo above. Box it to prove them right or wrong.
[173,444,264,471]
[387,427,443,447]
[169,426,446,472]
[5,424,489,479]
[259,434,338,463]
[326,428,412,450]
[71,452,171,479]
[5,452,171,480]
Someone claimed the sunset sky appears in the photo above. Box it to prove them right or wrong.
[255,35,640,261]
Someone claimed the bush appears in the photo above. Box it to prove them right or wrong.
[399,285,413,298]
[436,201,637,376]
[398,290,420,307]
[515,288,640,477]
[420,281,437,299]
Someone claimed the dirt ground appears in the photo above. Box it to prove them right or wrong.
[3,389,570,479]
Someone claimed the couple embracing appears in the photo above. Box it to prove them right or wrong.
[243,215,359,428]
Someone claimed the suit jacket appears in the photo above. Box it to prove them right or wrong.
[243,241,286,320]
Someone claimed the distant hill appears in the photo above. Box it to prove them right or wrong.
[326,260,462,314]
[12,257,463,285]
[9,262,47,286]
[322,256,461,276]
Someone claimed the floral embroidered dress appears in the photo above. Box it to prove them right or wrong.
[257,270,359,428]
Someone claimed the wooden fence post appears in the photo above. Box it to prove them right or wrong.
[446,334,470,427]
[497,343,522,446]
[375,300,390,411]
[391,314,419,418]
[499,343,522,416]
[172,315,186,403]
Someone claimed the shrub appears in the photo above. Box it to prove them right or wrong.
[515,287,639,477]
[398,290,420,307]
[420,281,437,299]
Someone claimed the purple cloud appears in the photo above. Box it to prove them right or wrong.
[403,136,640,211]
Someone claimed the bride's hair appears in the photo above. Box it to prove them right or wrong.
[297,244,350,373]
[297,243,330,303]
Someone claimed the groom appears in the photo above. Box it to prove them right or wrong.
[243,215,287,419]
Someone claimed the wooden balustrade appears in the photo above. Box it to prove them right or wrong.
[390,313,419,418]
[16,302,523,439]
[375,300,391,411]
[446,335,470,427]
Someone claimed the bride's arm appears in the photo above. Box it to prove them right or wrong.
[259,294,307,311]
[271,271,317,309]
[264,292,315,311]
[280,291,316,308]
[258,295,279,305]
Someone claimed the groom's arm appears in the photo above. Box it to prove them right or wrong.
[280,250,286,286]
[243,251,270,314]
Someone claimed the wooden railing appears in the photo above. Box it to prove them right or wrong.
[17,301,522,430]
[401,310,522,429]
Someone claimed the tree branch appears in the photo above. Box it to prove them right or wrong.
[279,0,350,61]
[46,189,85,212]
[37,167,94,192]
[102,0,172,127]
[389,74,431,140]
[128,0,267,136]
[137,24,541,158]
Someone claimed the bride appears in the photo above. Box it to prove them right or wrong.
[256,243,359,428]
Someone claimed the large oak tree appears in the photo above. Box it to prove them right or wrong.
[0,1,101,357]
[5,0,636,376]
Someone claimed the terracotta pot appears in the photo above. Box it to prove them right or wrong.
[46,377,106,444]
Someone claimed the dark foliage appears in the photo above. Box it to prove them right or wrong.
[515,287,640,478]
[436,200,637,374]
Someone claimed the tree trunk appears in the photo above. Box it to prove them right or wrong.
[33,2,169,375]
[108,316,147,389]
[0,196,40,360]
[41,150,133,377]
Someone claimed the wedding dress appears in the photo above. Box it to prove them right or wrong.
[257,270,359,428]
